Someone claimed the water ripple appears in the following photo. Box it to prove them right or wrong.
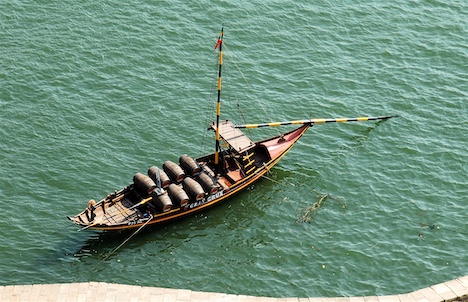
[1,0,466,297]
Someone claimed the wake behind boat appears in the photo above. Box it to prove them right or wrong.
[68,29,396,232]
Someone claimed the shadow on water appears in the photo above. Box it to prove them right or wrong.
[71,230,137,258]
[30,219,199,282]
[65,217,200,262]
[63,176,285,260]
[346,119,392,148]
[16,169,303,286]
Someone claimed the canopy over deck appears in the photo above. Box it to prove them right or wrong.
[211,120,254,153]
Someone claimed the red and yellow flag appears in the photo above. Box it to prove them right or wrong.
[214,29,224,49]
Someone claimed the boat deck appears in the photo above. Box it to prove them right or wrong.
[1,276,467,301]
[211,120,254,153]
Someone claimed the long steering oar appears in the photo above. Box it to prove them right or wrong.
[234,115,397,129]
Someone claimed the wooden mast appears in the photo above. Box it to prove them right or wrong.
[214,28,224,167]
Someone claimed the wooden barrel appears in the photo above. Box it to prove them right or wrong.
[167,184,189,207]
[182,177,205,202]
[151,191,173,212]
[163,161,185,183]
[148,166,170,188]
[197,172,218,194]
[179,154,201,176]
[133,173,157,196]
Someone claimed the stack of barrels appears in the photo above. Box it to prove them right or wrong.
[132,154,219,213]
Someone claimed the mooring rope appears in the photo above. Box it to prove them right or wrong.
[91,214,153,269]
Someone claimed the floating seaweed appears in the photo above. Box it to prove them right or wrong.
[297,191,346,223]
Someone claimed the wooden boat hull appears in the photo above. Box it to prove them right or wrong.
[68,124,311,231]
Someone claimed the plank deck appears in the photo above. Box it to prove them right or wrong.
[212,120,254,152]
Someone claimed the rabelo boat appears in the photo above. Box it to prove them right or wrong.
[68,29,396,232]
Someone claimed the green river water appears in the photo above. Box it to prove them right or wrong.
[0,0,466,298]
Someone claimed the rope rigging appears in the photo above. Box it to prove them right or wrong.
[199,37,286,157]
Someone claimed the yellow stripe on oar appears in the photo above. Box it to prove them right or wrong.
[357,117,369,122]
[269,122,281,127]
[336,118,348,122]
[312,119,327,124]
[244,124,259,129]
[291,120,306,125]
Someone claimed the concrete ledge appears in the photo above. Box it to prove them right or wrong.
[0,276,466,302]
